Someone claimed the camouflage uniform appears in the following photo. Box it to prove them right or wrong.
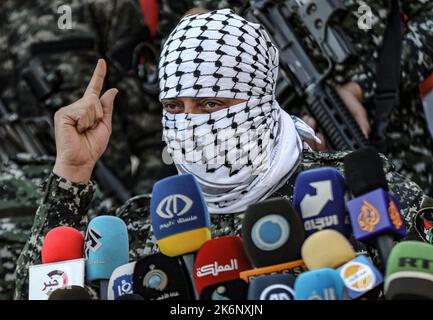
[0,0,176,299]
[318,0,433,195]
[13,150,432,300]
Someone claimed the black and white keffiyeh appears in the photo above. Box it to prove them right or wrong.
[159,9,319,214]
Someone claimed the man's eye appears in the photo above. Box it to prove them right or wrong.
[202,101,222,109]
[163,103,184,113]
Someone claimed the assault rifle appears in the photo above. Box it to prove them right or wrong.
[246,0,369,150]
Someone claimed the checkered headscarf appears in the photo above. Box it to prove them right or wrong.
[159,9,319,214]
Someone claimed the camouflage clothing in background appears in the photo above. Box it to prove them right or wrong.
[13,150,432,300]
[0,0,175,196]
[0,0,175,300]
[331,0,433,196]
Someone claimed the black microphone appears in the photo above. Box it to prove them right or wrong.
[133,253,194,300]
[344,147,407,270]
[48,286,92,300]
[200,279,248,300]
[242,198,304,267]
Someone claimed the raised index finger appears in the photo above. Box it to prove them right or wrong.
[84,59,107,97]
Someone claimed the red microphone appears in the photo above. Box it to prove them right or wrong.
[193,236,252,294]
[41,226,84,263]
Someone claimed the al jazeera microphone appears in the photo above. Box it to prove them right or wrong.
[29,227,85,300]
[293,167,350,237]
[85,215,129,300]
[150,173,211,257]
[194,236,252,295]
[294,269,345,300]
[301,229,383,299]
[344,147,407,270]
[385,241,433,299]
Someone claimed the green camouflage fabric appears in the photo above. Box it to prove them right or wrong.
[0,0,175,196]
[13,150,432,300]
[0,0,176,300]
[0,156,114,300]
[331,0,433,196]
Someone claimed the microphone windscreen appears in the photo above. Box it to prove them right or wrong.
[242,198,304,267]
[343,147,388,197]
[151,174,211,257]
[385,241,433,300]
[293,167,350,237]
[133,253,193,300]
[42,226,84,264]
[247,274,295,300]
[85,215,129,283]
[194,236,252,295]
[116,294,144,300]
[301,230,356,270]
[107,262,136,300]
[200,279,248,300]
[48,286,91,300]
[294,268,345,300]
[337,255,383,299]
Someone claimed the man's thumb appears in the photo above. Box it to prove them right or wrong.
[100,88,118,120]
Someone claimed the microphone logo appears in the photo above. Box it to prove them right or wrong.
[211,286,230,300]
[42,270,69,296]
[143,265,168,291]
[259,284,294,300]
[84,227,102,259]
[251,215,290,251]
[156,194,193,219]
[388,200,403,229]
[357,200,380,232]
[299,180,333,219]
[340,261,375,292]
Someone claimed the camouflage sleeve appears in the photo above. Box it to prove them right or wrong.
[13,173,95,300]
[351,0,433,99]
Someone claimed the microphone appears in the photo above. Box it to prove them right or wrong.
[194,236,252,295]
[48,286,92,300]
[107,262,136,300]
[293,167,350,237]
[29,258,85,300]
[301,229,383,299]
[242,198,304,267]
[294,269,345,300]
[385,241,433,299]
[150,173,211,257]
[344,147,407,269]
[301,230,356,270]
[247,274,295,300]
[41,226,84,263]
[29,227,85,300]
[133,253,194,300]
[200,279,248,300]
[85,215,129,300]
